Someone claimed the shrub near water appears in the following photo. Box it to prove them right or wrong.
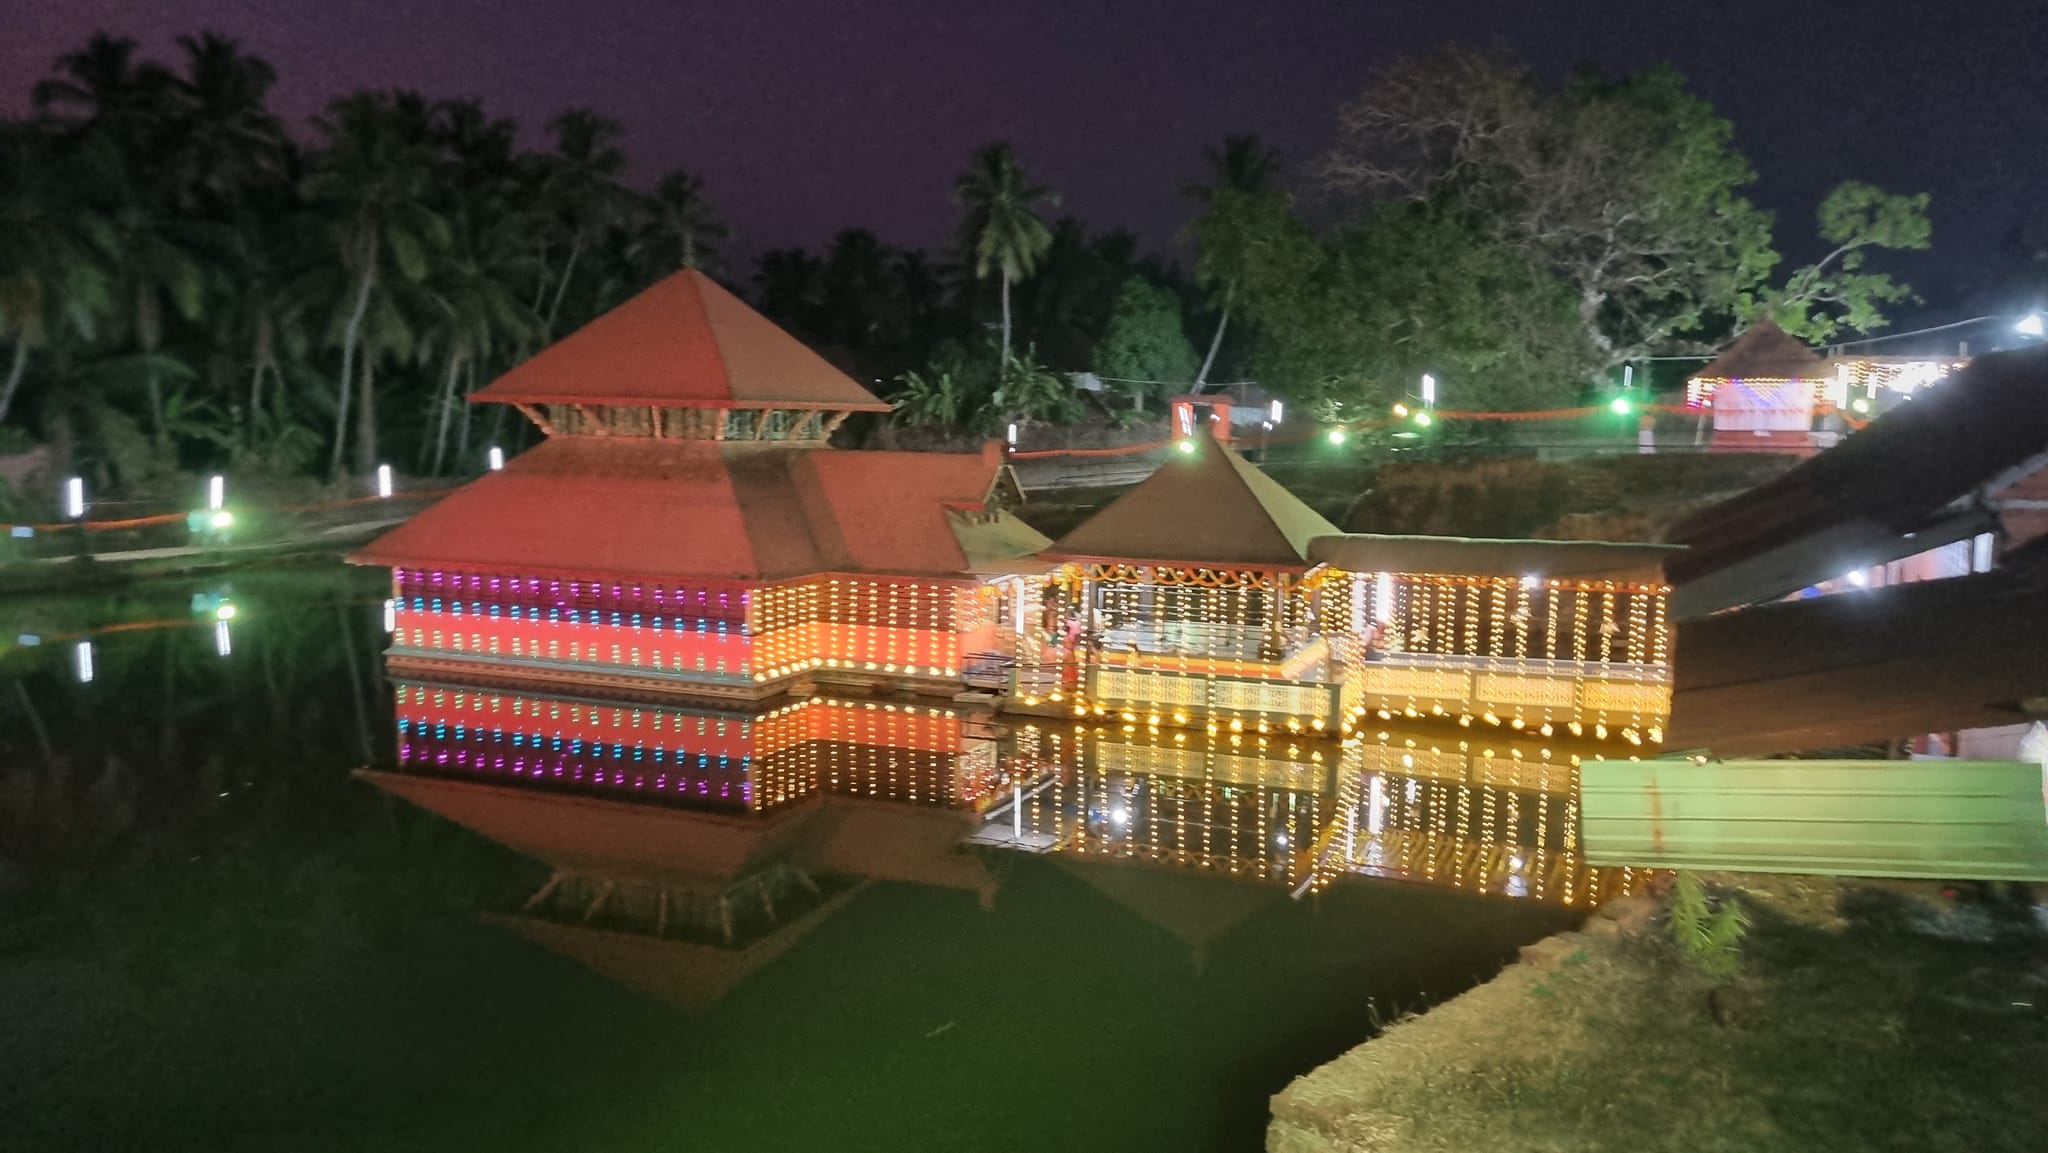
[1668,871,1751,976]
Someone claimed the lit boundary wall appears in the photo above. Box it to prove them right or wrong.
[387,566,997,697]
[1003,723,1647,906]
[392,680,1004,814]
[1316,569,1672,747]
[1025,562,1672,750]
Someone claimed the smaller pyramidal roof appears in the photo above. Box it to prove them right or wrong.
[1693,320,1824,382]
[474,269,891,412]
[1047,429,1340,568]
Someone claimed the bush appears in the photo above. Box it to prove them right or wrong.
[1668,871,1750,976]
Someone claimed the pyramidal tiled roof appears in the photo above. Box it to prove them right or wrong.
[473,269,891,412]
[1692,321,1825,382]
[1046,430,1340,568]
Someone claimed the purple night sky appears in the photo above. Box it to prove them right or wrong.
[5,0,2046,308]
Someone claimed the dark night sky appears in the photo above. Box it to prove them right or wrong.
[6,0,2047,315]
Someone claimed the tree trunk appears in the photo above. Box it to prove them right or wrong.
[546,236,584,335]
[429,350,464,476]
[1195,282,1234,388]
[140,286,167,449]
[999,270,1013,363]
[456,359,478,464]
[353,344,378,478]
[247,313,274,450]
[330,258,377,478]
[0,341,29,426]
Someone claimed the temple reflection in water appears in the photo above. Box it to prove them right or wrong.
[362,668,1642,1006]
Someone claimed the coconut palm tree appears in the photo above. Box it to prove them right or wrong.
[1185,135,1280,386]
[819,228,898,350]
[112,191,208,450]
[952,144,1058,363]
[642,168,727,273]
[422,197,542,474]
[303,90,449,477]
[210,187,334,463]
[754,248,824,337]
[31,32,198,448]
[31,33,174,144]
[535,109,632,335]
[166,32,290,211]
[0,125,119,425]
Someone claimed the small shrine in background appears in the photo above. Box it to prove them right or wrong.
[1687,320,1970,456]
[1686,321,1834,453]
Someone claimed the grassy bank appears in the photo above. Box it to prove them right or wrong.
[1271,875,2048,1153]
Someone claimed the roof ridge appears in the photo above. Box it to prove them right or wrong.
[1047,433,1335,567]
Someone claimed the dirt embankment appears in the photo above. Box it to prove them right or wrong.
[1340,454,1796,542]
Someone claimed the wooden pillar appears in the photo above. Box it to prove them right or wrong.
[514,403,558,436]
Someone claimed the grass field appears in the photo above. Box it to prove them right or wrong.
[1271,875,2048,1153]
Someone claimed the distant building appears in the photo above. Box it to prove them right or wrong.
[1688,321,1969,455]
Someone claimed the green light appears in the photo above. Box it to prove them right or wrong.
[209,510,234,529]
[1413,411,1433,428]
[1326,428,1348,446]
[215,603,238,621]
[1175,439,1196,454]
[1609,396,1633,415]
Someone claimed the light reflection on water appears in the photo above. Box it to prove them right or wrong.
[1,569,1615,1153]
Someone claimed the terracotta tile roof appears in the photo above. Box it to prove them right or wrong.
[355,769,807,887]
[350,438,1033,582]
[1046,431,1340,568]
[471,269,892,412]
[1667,346,2048,587]
[1691,320,1825,382]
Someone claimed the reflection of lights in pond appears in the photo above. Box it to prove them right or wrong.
[214,619,233,657]
[73,640,93,683]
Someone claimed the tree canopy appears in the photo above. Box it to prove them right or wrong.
[0,31,1944,492]
[1095,278,1198,409]
[1225,48,1934,413]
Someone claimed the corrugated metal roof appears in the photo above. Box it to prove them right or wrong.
[472,269,892,412]
[1307,534,1678,582]
[1580,758,2048,881]
[1045,430,1340,568]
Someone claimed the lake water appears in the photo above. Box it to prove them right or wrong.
[1,566,1615,1152]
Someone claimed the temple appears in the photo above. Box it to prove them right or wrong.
[354,269,1050,700]
[1016,430,1677,751]
[354,267,1678,758]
